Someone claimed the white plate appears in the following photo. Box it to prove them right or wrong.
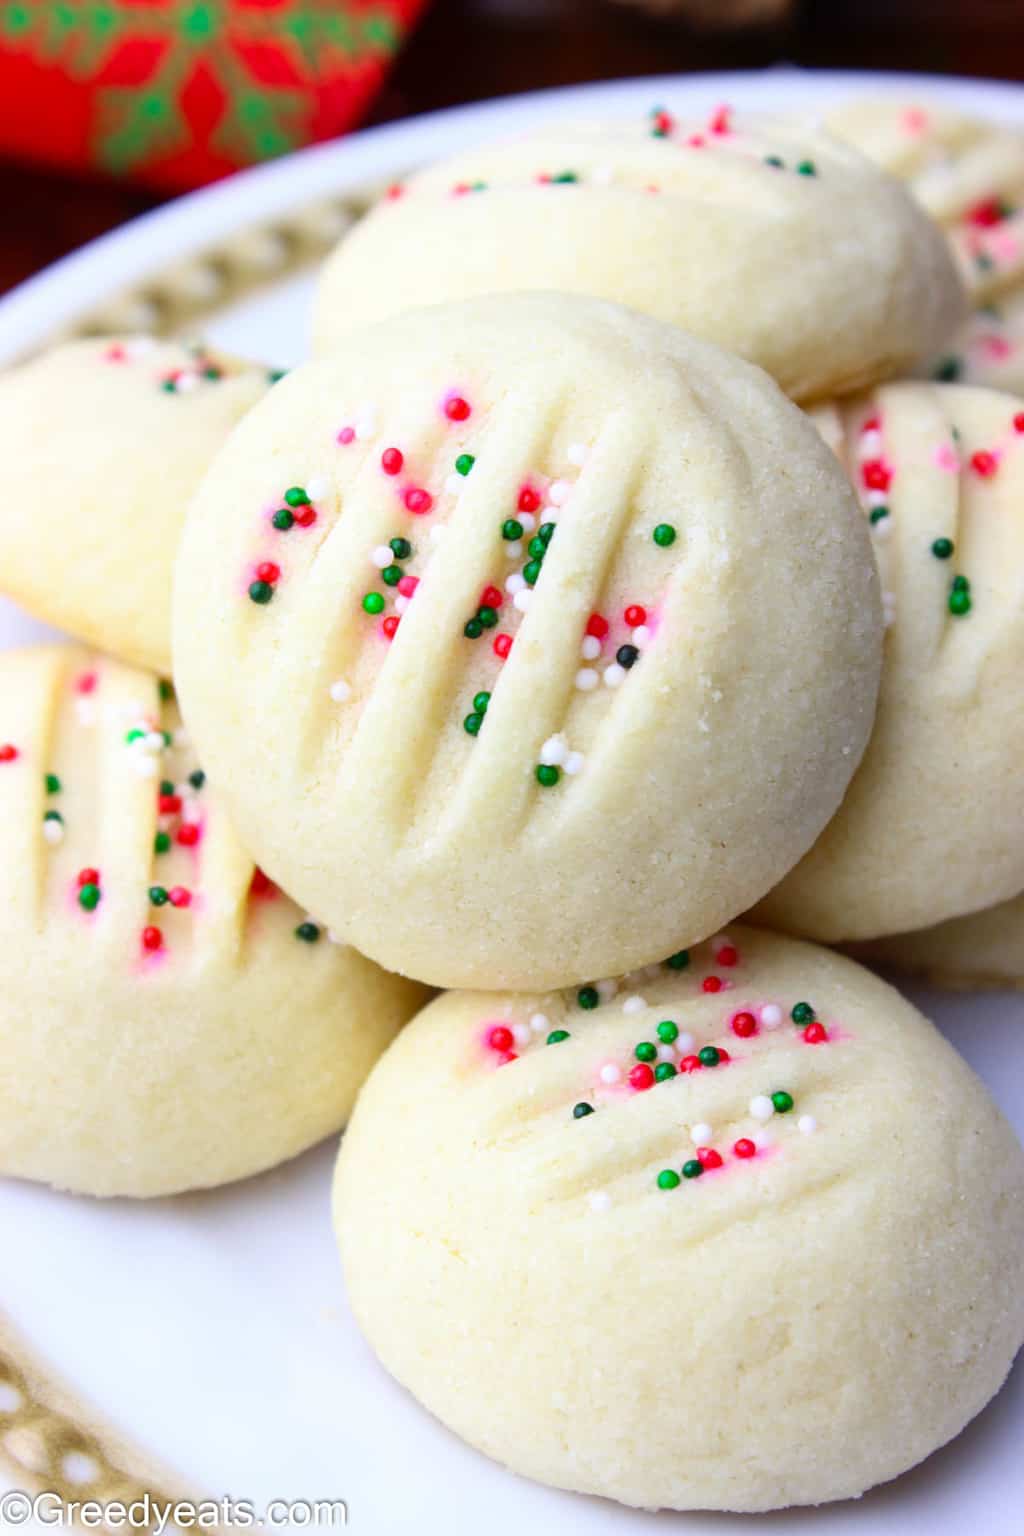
[1,68,1023,1536]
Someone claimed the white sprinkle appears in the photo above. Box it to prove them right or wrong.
[371,545,393,568]
[754,1130,775,1151]
[429,524,447,545]
[563,751,585,776]
[518,512,537,535]
[512,1023,532,1048]
[327,930,345,945]
[676,1032,695,1054]
[505,541,523,560]
[603,663,626,688]
[567,443,588,467]
[631,625,651,648]
[712,933,733,952]
[354,408,377,440]
[306,475,328,501]
[505,572,526,595]
[548,479,571,505]
[445,474,463,496]
[175,371,200,394]
[865,489,888,510]
[76,700,97,727]
[596,978,618,1002]
[580,635,601,661]
[592,164,615,185]
[42,819,64,846]
[690,1123,713,1145]
[394,595,410,615]
[656,1043,676,1063]
[329,678,351,703]
[513,589,533,614]
[872,517,892,541]
[530,1012,550,1035]
[858,429,883,458]
[760,1003,783,1030]
[174,727,190,748]
[142,731,165,754]
[750,1095,775,1122]
[133,755,158,779]
[622,994,646,1015]
[798,1115,817,1136]
[540,734,568,767]
[599,1063,621,1085]
[575,668,599,692]
[589,1191,611,1213]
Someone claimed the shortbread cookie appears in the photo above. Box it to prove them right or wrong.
[312,108,965,403]
[825,98,1024,390]
[173,295,882,990]
[0,338,273,673]
[757,382,1024,943]
[856,895,1024,990]
[0,645,426,1198]
[334,927,1024,1512]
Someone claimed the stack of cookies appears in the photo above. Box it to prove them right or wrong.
[1,101,1023,1514]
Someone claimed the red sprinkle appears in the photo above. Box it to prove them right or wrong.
[480,585,503,609]
[488,1025,514,1052]
[733,1138,757,1159]
[0,743,18,763]
[397,575,419,598]
[404,487,433,515]
[493,633,513,659]
[445,396,471,422]
[1015,412,1024,434]
[385,183,404,200]
[697,1147,724,1170]
[517,486,541,514]
[381,447,404,476]
[78,868,99,887]
[293,506,317,527]
[862,414,880,433]
[803,1021,828,1044]
[76,671,97,694]
[716,944,739,967]
[382,615,401,639]
[731,1011,758,1038]
[967,197,1005,228]
[337,426,355,445]
[256,562,280,584]
[586,613,609,640]
[716,1047,731,1062]
[624,604,647,628]
[862,460,892,492]
[628,1063,655,1091]
[686,134,706,148]
[168,887,192,909]
[496,1051,518,1066]
[652,109,675,135]
[250,868,276,898]
[142,926,163,952]
[702,976,723,994]
[709,104,732,135]
[971,450,998,478]
[158,793,182,816]
[678,1054,702,1074]
[176,824,200,847]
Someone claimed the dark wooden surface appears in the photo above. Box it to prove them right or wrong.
[2,0,1023,298]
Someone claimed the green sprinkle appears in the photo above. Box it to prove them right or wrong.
[189,770,206,791]
[455,453,475,477]
[698,1046,721,1067]
[771,1090,794,1114]
[523,560,542,586]
[547,1029,570,1044]
[932,537,954,559]
[382,564,403,586]
[268,368,287,384]
[149,886,169,907]
[635,1041,657,1063]
[295,921,320,942]
[284,486,310,507]
[682,1159,704,1179]
[578,986,599,1009]
[160,779,175,797]
[527,535,547,558]
[78,883,100,912]
[463,712,484,736]
[573,1102,594,1119]
[949,575,972,616]
[162,731,172,748]
[657,1169,681,1190]
[202,365,222,381]
[551,170,578,183]
[362,592,385,615]
[477,605,498,628]
[933,356,962,383]
[502,519,524,541]
[125,729,145,744]
[653,523,676,547]
[665,950,690,970]
[473,691,491,713]
[539,522,556,545]
[249,580,274,605]
[536,764,560,787]
[43,810,63,826]
[154,831,171,855]
[45,774,61,795]
[159,679,174,701]
[464,618,483,639]
[869,506,889,525]
[797,160,817,176]
[764,154,785,168]
[161,378,177,393]
[654,1062,676,1082]
[656,1019,679,1043]
[272,508,294,531]
[390,537,412,560]
[790,1002,815,1025]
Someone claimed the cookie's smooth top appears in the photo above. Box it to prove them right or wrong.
[0,338,272,673]
[313,108,965,403]
[855,893,1024,991]
[174,294,882,990]
[0,645,427,1198]
[335,927,1024,1512]
[757,382,1024,943]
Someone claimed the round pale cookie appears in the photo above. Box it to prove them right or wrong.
[312,107,964,403]
[854,894,1024,991]
[334,926,1024,1512]
[0,337,273,674]
[756,381,1024,943]
[824,98,1024,390]
[0,645,427,1198]
[173,294,882,991]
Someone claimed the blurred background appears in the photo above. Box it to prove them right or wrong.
[2,0,1022,297]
